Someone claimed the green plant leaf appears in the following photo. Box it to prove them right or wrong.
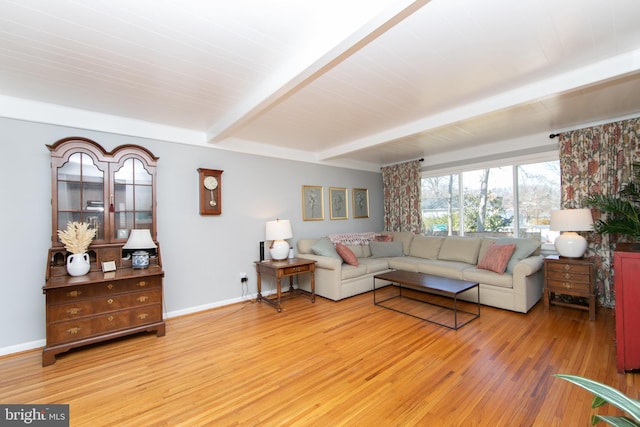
[594,395,609,408]
[593,415,640,427]
[555,374,640,424]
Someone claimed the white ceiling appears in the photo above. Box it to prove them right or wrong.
[1,0,639,171]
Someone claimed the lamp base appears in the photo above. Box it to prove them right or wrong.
[269,240,289,261]
[554,232,587,258]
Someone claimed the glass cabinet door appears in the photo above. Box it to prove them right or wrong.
[56,152,105,241]
[113,158,154,240]
[49,137,157,249]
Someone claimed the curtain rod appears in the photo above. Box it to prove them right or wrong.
[381,158,424,168]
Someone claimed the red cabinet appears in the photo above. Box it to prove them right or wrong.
[614,245,640,373]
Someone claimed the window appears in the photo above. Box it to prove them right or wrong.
[422,160,560,242]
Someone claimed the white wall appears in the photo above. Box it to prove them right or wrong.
[0,117,383,354]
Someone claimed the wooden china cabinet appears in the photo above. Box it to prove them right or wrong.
[42,137,165,366]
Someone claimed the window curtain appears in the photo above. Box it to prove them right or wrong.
[558,117,640,307]
[381,160,423,233]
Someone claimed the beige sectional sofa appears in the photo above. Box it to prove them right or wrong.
[296,231,544,313]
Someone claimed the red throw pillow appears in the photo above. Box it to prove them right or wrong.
[336,243,359,266]
[477,244,516,275]
[375,234,393,242]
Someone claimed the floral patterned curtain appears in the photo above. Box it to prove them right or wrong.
[381,160,423,233]
[558,117,640,306]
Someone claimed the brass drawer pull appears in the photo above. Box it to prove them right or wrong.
[563,273,571,279]
[108,315,114,321]
[137,281,147,287]
[107,298,114,305]
[137,296,149,303]
[563,282,572,289]
[67,290,82,298]
[138,313,148,320]
[66,308,81,315]
[67,327,81,335]
[107,284,114,290]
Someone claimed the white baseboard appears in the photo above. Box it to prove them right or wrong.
[0,339,46,357]
[0,292,272,357]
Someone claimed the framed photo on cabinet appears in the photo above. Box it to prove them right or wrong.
[302,185,324,221]
[330,187,348,220]
[353,188,369,218]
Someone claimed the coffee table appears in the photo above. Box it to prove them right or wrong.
[373,270,480,329]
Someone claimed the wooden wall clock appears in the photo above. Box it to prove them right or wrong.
[197,168,223,215]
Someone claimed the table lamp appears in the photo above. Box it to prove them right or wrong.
[550,208,594,258]
[123,229,157,268]
[265,219,292,260]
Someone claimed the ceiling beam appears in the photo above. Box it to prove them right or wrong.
[205,0,431,144]
[317,48,640,161]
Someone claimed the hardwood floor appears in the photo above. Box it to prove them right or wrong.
[1,291,639,426]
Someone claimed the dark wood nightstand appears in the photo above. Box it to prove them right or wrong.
[543,256,596,320]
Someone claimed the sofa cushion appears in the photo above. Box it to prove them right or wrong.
[387,256,421,272]
[437,237,482,264]
[478,237,498,261]
[409,236,445,260]
[362,244,372,258]
[346,244,365,258]
[477,243,516,274]
[336,243,359,266]
[389,231,416,255]
[311,237,341,260]
[417,260,469,280]
[358,257,390,274]
[370,241,404,258]
[297,238,317,255]
[341,264,367,280]
[496,237,540,273]
[462,268,513,288]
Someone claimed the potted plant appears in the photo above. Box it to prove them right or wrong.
[555,374,640,426]
[587,163,640,249]
[57,221,97,276]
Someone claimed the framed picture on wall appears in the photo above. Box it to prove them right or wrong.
[302,185,324,221]
[353,188,369,218]
[329,187,348,220]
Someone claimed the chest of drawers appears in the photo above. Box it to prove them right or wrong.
[43,265,165,366]
[543,256,595,320]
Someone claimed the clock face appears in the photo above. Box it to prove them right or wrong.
[203,176,218,190]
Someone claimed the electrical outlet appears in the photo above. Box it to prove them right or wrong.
[239,272,247,279]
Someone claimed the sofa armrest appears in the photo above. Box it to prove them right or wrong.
[297,254,342,270]
[511,255,545,312]
[296,254,343,300]
[513,255,544,276]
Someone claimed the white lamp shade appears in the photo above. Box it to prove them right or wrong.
[550,209,594,232]
[265,219,292,240]
[122,229,157,249]
[550,209,593,258]
[265,219,292,260]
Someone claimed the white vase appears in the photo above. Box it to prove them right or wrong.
[67,253,91,276]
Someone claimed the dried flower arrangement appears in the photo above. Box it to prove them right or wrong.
[57,221,97,254]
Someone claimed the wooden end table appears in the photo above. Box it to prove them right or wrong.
[543,255,596,320]
[255,258,316,312]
